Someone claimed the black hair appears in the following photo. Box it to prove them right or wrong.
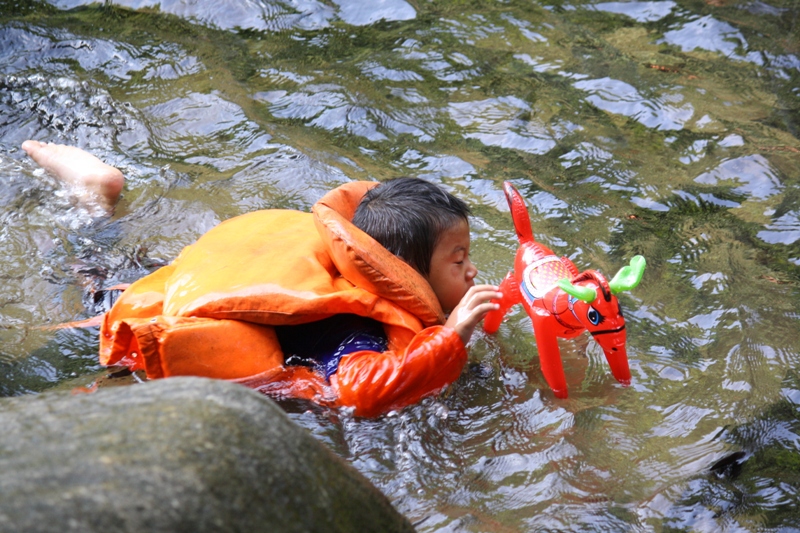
[352,177,471,276]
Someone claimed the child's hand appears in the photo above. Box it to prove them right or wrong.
[445,285,503,346]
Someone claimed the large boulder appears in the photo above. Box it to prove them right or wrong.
[0,377,414,533]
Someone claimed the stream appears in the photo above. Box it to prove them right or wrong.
[1,0,799,530]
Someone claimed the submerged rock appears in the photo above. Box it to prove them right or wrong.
[0,377,414,533]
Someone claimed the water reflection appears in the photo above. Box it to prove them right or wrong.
[574,77,694,131]
[396,38,482,82]
[331,0,416,26]
[147,92,256,153]
[361,61,423,82]
[449,97,559,154]
[49,0,336,31]
[396,149,475,180]
[694,154,781,202]
[759,211,800,246]
[662,13,800,79]
[256,85,437,141]
[0,71,144,154]
[223,145,353,210]
[662,15,749,58]
[0,26,144,80]
[589,1,677,22]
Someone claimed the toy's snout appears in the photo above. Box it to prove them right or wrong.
[591,327,631,386]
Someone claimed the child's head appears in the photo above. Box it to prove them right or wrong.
[352,177,478,313]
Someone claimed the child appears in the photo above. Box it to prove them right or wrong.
[23,141,502,417]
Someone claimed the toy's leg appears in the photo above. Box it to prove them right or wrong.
[483,271,520,334]
[531,319,568,398]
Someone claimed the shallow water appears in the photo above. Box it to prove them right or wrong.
[1,0,799,530]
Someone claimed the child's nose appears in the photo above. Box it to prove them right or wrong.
[466,261,478,280]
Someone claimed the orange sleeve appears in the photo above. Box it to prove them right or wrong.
[331,326,467,417]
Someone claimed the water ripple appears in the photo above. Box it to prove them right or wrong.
[51,0,336,32]
[0,26,145,80]
[146,91,258,157]
[662,15,748,59]
[360,61,423,82]
[222,146,352,212]
[525,190,570,220]
[500,13,549,42]
[435,15,506,46]
[513,53,563,73]
[560,141,613,169]
[679,139,710,165]
[276,0,337,30]
[758,209,800,245]
[694,154,782,201]
[259,67,314,86]
[0,74,147,161]
[331,0,416,26]
[660,14,800,78]
[142,52,204,81]
[395,39,482,82]
[574,77,694,131]
[388,87,428,104]
[257,85,436,141]
[589,1,677,22]
[449,96,558,155]
[396,149,475,180]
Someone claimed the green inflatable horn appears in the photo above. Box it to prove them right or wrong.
[609,255,646,294]
[557,279,597,303]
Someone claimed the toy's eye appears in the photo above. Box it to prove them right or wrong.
[587,306,603,326]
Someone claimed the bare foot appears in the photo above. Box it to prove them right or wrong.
[22,140,124,213]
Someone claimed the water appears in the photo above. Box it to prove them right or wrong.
[1,0,799,530]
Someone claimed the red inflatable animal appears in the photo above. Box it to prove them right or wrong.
[484,182,646,398]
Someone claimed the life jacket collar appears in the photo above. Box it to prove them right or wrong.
[312,182,445,327]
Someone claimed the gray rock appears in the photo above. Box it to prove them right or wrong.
[0,377,415,533]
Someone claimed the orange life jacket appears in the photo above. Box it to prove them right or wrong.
[99,181,467,417]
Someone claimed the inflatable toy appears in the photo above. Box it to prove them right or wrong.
[483,182,646,398]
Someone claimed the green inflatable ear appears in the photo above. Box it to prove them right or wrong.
[609,255,646,294]
[557,278,597,303]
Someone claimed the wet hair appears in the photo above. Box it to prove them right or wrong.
[352,177,471,276]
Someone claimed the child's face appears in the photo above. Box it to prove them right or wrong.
[426,219,478,314]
